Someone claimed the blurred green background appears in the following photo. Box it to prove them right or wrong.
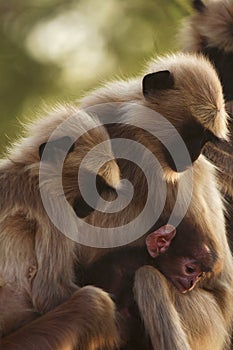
[0,0,192,154]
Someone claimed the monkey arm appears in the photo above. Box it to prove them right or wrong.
[0,287,120,350]
[134,266,191,350]
[31,223,79,313]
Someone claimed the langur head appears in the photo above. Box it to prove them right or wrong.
[141,53,228,180]
[81,52,228,181]
[146,221,217,293]
[39,109,121,218]
[180,0,233,53]
[13,105,121,219]
[179,0,233,101]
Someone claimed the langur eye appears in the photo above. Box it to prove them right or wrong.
[185,265,195,274]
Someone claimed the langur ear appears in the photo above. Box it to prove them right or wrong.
[193,0,206,12]
[146,225,176,258]
[39,136,75,161]
[142,71,174,97]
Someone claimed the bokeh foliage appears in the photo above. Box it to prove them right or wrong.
[0,0,191,153]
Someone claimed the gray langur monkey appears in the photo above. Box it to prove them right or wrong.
[79,52,233,350]
[0,105,121,349]
[179,0,233,250]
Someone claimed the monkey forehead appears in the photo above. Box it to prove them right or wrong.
[31,108,110,149]
[194,244,216,271]
[8,106,116,166]
[147,53,228,140]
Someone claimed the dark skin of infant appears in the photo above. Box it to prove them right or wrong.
[78,221,216,349]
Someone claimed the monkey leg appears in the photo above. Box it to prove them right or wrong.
[134,266,192,350]
[0,286,120,350]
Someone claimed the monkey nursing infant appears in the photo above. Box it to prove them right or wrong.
[80,52,233,349]
[1,52,233,350]
[80,221,216,349]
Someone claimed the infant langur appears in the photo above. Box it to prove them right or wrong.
[80,221,216,348]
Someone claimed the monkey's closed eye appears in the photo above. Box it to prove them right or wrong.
[185,265,196,274]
